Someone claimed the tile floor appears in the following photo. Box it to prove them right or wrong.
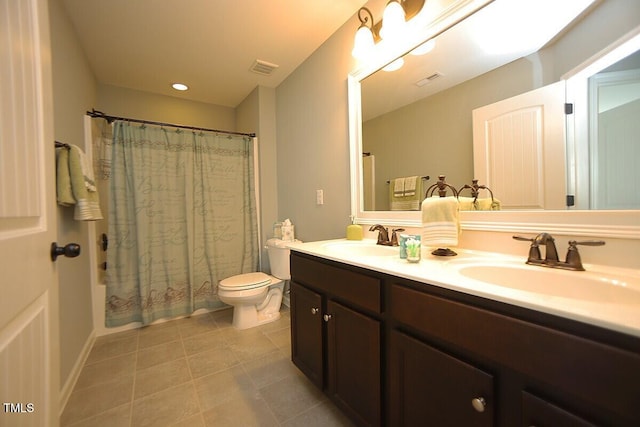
[61,307,354,427]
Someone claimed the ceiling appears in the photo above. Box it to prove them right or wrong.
[61,0,370,107]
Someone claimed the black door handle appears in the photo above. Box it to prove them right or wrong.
[51,242,81,261]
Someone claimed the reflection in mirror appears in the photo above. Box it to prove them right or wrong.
[356,0,614,212]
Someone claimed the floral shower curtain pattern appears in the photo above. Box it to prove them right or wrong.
[106,121,258,327]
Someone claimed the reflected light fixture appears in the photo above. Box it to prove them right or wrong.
[383,58,405,72]
[172,83,189,91]
[352,0,426,68]
[410,38,436,55]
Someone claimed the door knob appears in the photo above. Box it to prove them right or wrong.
[471,397,486,413]
[323,314,332,322]
[51,242,81,261]
[311,307,319,315]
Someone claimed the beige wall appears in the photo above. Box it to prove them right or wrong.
[237,86,279,272]
[49,0,97,394]
[96,84,236,130]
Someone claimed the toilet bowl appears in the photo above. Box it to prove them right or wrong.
[218,238,293,330]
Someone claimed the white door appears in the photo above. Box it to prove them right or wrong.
[472,81,566,210]
[1,0,59,426]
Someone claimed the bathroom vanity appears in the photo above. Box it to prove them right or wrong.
[288,240,640,427]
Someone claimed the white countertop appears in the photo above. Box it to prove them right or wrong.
[287,238,640,338]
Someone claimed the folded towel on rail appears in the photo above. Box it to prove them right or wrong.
[421,196,460,246]
[389,178,423,210]
[458,197,501,211]
[69,145,103,220]
[392,177,405,197]
[403,176,418,196]
[56,148,75,206]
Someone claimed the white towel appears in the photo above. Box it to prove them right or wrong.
[68,145,103,221]
[421,196,460,246]
[73,144,97,192]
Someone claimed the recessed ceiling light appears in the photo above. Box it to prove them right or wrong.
[172,83,188,91]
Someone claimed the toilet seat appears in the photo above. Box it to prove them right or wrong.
[219,272,272,291]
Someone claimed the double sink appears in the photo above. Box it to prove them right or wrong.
[291,239,640,336]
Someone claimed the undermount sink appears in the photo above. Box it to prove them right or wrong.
[321,240,399,257]
[451,260,640,304]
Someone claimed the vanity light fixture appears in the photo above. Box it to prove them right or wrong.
[172,83,189,91]
[352,0,426,64]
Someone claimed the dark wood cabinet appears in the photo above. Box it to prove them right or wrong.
[290,251,640,426]
[389,329,494,426]
[290,253,382,426]
[290,281,323,387]
[521,391,597,427]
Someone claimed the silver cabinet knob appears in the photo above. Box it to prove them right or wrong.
[310,307,319,315]
[471,397,486,413]
[323,314,332,322]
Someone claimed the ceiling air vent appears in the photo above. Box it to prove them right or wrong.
[250,59,279,76]
[415,72,443,87]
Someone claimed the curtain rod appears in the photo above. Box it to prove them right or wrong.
[86,109,256,138]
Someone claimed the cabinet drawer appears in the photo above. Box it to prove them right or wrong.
[291,253,382,313]
[391,284,640,421]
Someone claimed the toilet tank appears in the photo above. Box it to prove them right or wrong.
[266,238,292,280]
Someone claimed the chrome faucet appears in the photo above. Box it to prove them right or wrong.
[513,234,605,271]
[369,225,391,246]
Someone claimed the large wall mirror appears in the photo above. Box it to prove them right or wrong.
[348,0,640,238]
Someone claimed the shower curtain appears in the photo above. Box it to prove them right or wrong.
[105,121,258,327]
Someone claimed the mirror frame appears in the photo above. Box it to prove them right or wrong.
[348,1,640,239]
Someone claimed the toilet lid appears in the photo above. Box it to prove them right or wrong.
[219,272,272,291]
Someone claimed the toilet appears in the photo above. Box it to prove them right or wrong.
[218,238,292,330]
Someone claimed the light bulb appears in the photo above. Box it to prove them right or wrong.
[352,25,375,60]
[380,1,406,41]
[172,83,188,91]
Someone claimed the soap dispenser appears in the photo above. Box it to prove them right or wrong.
[346,216,363,240]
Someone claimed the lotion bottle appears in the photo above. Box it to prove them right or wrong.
[346,216,363,240]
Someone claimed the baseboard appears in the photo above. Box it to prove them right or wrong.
[59,329,96,417]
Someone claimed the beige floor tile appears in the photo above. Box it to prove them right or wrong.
[194,366,259,412]
[61,375,134,426]
[201,394,279,427]
[265,327,292,351]
[138,322,181,349]
[130,382,200,427]
[134,358,191,400]
[62,403,131,427]
[175,312,219,339]
[187,345,239,379]
[74,352,137,391]
[171,413,206,427]
[182,328,229,356]
[241,350,299,389]
[226,329,280,362]
[282,400,355,427]
[86,332,138,365]
[136,340,185,371]
[259,374,326,423]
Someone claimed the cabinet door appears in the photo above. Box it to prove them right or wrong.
[326,300,381,426]
[522,391,596,427]
[290,281,323,388]
[389,330,494,427]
